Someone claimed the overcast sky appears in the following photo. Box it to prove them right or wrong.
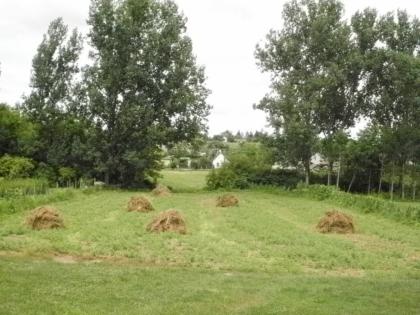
[0,0,419,135]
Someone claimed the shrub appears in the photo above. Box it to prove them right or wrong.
[206,142,274,190]
[206,168,249,190]
[0,155,35,179]
[58,167,77,185]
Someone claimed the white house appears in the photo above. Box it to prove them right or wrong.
[212,151,226,169]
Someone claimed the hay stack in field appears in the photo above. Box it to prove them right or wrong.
[216,194,239,207]
[127,196,154,212]
[146,210,186,234]
[26,206,64,230]
[151,184,171,197]
[316,210,355,234]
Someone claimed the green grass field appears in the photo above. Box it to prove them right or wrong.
[1,170,420,314]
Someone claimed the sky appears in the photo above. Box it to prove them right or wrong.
[0,0,419,136]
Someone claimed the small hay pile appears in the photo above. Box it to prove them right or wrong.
[216,194,239,207]
[316,210,355,234]
[26,206,64,230]
[127,196,154,212]
[147,210,186,234]
[151,184,171,197]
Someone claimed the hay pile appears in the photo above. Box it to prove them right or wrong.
[26,206,64,230]
[316,210,355,234]
[127,196,154,212]
[146,210,186,234]
[216,194,239,207]
[151,184,171,197]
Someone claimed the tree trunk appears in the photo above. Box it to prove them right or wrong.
[327,161,333,186]
[105,171,110,185]
[413,181,417,201]
[390,162,395,200]
[400,162,405,199]
[336,156,341,189]
[304,160,310,186]
[367,169,372,194]
[378,160,384,193]
[347,173,356,193]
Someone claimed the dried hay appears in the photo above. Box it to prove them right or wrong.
[151,184,171,197]
[26,206,64,230]
[317,210,355,234]
[127,196,154,212]
[216,194,239,207]
[146,210,186,234]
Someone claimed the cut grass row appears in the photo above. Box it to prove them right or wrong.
[1,189,419,276]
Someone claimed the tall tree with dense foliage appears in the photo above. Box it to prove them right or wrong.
[22,18,83,169]
[85,0,210,185]
[255,0,361,184]
[353,9,420,198]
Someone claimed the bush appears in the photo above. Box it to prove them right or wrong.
[249,169,303,188]
[34,162,58,183]
[206,168,249,190]
[58,167,77,185]
[206,142,274,190]
[0,155,35,179]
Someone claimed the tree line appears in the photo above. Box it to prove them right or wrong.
[1,0,210,186]
[0,0,419,198]
[255,0,420,199]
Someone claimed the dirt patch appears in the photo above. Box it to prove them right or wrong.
[316,210,355,234]
[303,266,365,277]
[26,206,64,230]
[151,184,171,197]
[53,255,78,264]
[127,196,154,212]
[147,210,186,234]
[216,194,239,207]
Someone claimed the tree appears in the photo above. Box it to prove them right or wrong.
[0,104,37,156]
[354,9,420,199]
[85,0,210,186]
[256,0,359,184]
[22,18,83,168]
[319,130,349,186]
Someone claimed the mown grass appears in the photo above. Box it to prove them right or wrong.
[0,171,419,314]
[159,169,208,192]
[1,256,420,315]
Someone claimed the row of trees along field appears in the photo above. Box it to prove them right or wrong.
[0,0,419,199]
[255,0,420,199]
[1,0,210,187]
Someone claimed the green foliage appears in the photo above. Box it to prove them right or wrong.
[0,188,74,215]
[0,178,49,198]
[0,104,36,156]
[58,167,77,183]
[85,0,210,186]
[0,155,35,179]
[256,0,362,184]
[206,143,274,189]
[207,167,248,190]
[295,184,420,223]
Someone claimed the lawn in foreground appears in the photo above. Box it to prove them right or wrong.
[1,256,420,315]
[0,171,420,314]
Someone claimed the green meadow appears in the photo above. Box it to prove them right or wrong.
[0,171,419,314]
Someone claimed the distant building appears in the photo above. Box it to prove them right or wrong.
[212,151,226,169]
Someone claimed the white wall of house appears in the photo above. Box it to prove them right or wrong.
[212,152,226,168]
